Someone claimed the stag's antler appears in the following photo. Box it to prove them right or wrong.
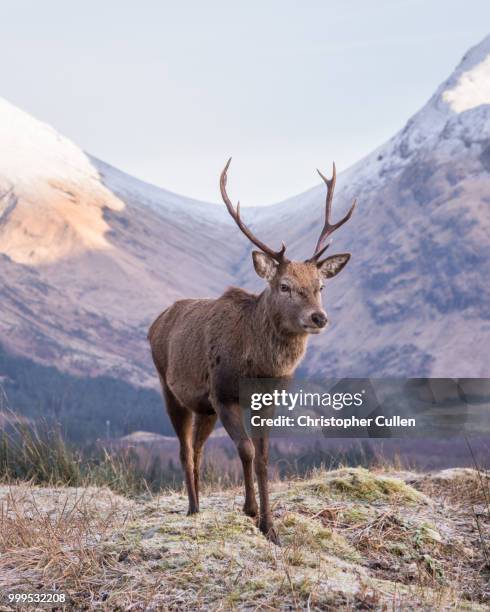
[220,158,287,263]
[310,162,356,261]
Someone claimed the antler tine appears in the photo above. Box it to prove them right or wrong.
[311,162,356,260]
[220,158,287,263]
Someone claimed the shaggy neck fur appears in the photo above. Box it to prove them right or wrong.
[249,288,309,376]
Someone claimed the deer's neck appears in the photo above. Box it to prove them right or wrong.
[250,290,308,377]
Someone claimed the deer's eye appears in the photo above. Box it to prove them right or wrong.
[320,285,325,292]
[280,283,290,293]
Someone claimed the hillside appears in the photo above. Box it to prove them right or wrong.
[241,34,490,378]
[1,467,488,610]
[0,98,243,388]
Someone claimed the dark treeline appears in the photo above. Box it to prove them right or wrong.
[0,343,173,443]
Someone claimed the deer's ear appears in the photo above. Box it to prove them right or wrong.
[317,253,351,279]
[252,251,278,281]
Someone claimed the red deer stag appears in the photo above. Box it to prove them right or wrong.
[148,159,355,543]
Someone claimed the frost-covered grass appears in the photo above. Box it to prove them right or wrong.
[291,466,428,504]
[0,467,488,610]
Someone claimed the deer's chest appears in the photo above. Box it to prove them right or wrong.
[253,336,307,378]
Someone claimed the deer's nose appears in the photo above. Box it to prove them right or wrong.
[311,312,328,328]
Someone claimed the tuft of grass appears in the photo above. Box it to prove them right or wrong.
[0,420,82,486]
[0,415,155,496]
[302,467,427,503]
[0,484,135,608]
[279,511,361,563]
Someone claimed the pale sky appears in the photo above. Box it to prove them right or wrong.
[1,1,489,204]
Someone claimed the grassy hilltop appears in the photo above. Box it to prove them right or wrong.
[1,467,489,610]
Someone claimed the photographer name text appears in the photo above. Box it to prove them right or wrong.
[250,414,416,429]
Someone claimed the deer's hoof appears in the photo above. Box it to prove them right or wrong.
[187,507,199,516]
[243,502,258,518]
[259,521,281,546]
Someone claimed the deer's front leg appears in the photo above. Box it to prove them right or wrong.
[253,435,280,545]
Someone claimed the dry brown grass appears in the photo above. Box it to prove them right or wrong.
[0,467,488,610]
[0,485,138,608]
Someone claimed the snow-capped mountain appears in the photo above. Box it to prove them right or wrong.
[241,34,490,378]
[0,35,489,404]
[0,98,125,265]
[0,100,245,387]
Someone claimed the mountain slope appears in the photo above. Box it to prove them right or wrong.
[241,34,490,378]
[0,102,246,387]
[0,35,489,411]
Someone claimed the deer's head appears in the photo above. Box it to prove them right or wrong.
[220,159,356,335]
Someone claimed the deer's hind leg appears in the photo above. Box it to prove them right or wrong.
[163,385,199,515]
[192,412,218,507]
[214,402,258,520]
[253,435,279,545]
